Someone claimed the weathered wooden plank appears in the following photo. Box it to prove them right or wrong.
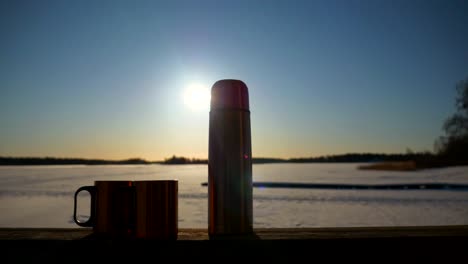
[1,226,468,240]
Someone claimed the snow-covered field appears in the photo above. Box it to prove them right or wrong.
[1,163,467,228]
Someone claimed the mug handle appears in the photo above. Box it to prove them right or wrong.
[73,186,96,227]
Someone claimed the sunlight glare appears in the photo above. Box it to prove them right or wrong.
[183,83,211,111]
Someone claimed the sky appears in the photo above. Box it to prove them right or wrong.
[1,0,467,161]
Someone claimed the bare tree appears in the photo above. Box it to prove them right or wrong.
[436,77,468,159]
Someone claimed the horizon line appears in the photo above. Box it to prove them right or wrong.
[0,151,434,162]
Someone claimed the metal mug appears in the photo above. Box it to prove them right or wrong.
[73,181,134,238]
[134,180,178,240]
[74,180,178,239]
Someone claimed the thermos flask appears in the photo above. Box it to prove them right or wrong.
[208,79,253,236]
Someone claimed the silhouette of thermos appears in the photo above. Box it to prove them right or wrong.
[208,79,253,236]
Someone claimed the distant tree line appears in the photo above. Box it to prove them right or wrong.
[162,155,207,164]
[0,157,152,166]
[161,153,434,165]
[287,152,434,163]
[0,153,435,166]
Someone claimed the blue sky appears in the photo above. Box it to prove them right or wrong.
[1,0,467,160]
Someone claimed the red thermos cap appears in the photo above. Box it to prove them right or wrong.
[210,79,249,111]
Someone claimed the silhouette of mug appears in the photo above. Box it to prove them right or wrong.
[134,180,178,240]
[73,180,178,239]
[73,181,135,238]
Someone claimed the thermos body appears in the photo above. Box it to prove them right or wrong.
[208,80,253,236]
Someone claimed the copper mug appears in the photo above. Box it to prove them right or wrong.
[73,180,178,239]
[73,181,134,238]
[134,180,178,240]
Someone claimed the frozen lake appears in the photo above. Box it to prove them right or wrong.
[1,163,468,228]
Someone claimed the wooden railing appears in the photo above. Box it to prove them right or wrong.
[2,226,468,261]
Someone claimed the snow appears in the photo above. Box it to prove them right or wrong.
[1,163,467,228]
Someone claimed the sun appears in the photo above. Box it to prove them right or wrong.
[183,83,211,111]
